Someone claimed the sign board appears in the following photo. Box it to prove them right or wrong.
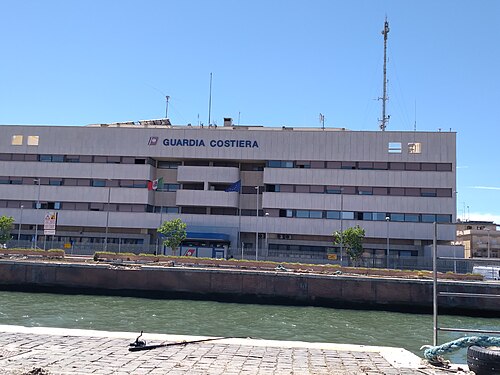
[327,253,338,260]
[44,211,57,235]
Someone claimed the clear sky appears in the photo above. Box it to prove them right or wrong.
[1,0,499,223]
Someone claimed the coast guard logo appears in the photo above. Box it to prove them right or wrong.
[148,136,159,146]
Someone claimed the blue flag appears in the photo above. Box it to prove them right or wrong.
[225,180,241,192]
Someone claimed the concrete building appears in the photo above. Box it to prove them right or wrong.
[0,119,456,262]
[456,220,500,258]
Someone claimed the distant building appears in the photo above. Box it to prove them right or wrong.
[0,119,456,261]
[456,221,500,258]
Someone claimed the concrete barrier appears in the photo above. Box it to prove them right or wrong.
[0,260,498,316]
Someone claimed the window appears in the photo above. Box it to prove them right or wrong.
[358,187,373,195]
[161,184,180,192]
[405,163,420,171]
[421,163,437,171]
[92,180,106,187]
[437,163,452,172]
[404,214,419,222]
[326,161,341,169]
[49,179,62,186]
[295,185,310,193]
[11,135,23,145]
[389,162,405,170]
[326,211,340,219]
[341,161,356,169]
[296,210,309,218]
[280,185,294,193]
[296,161,311,169]
[279,209,293,218]
[27,136,39,146]
[421,214,436,223]
[389,187,405,196]
[421,188,437,197]
[310,161,325,169]
[326,186,342,194]
[310,185,324,193]
[390,213,405,222]
[436,214,452,223]
[158,161,181,169]
[388,142,402,153]
[309,211,323,219]
[267,160,281,168]
[358,162,373,169]
[373,187,388,195]
[373,213,386,221]
[362,212,373,221]
[341,211,354,220]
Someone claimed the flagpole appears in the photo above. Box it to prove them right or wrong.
[237,184,242,259]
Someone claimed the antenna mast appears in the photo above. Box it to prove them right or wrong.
[208,73,213,126]
[165,95,170,119]
[379,18,390,131]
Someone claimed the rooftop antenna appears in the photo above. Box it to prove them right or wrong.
[319,113,325,130]
[379,17,390,131]
[413,100,417,132]
[208,73,213,126]
[165,96,170,119]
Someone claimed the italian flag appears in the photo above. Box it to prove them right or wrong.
[148,177,163,191]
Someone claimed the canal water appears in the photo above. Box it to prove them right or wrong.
[1,291,499,364]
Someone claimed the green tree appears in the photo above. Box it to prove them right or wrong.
[157,218,187,256]
[0,216,15,246]
[332,225,366,265]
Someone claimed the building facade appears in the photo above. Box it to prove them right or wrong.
[456,221,500,258]
[0,120,456,261]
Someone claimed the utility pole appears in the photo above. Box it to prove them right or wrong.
[379,18,390,131]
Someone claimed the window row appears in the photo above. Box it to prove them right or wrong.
[267,160,452,172]
[0,153,155,165]
[278,209,452,223]
[266,184,452,197]
[0,177,150,188]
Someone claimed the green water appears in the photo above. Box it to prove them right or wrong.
[0,291,498,364]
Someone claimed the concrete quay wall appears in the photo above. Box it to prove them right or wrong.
[0,260,498,315]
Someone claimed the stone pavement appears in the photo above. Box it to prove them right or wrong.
[0,325,471,375]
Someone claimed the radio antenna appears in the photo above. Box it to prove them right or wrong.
[208,73,213,126]
[165,96,170,119]
[379,17,390,131]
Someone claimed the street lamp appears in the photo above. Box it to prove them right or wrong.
[339,187,344,265]
[104,184,111,251]
[385,216,390,269]
[18,204,24,242]
[33,179,41,248]
[255,186,259,261]
[264,212,270,257]
[486,228,491,258]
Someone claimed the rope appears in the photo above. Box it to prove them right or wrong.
[421,336,500,361]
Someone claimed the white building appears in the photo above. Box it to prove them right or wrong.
[0,119,456,261]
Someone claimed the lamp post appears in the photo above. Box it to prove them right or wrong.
[104,185,111,251]
[255,186,259,261]
[34,179,41,248]
[18,204,24,242]
[156,206,163,255]
[264,212,269,258]
[385,216,390,269]
[486,228,491,258]
[339,188,344,265]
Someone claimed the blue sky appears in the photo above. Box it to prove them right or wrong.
[1,0,499,223]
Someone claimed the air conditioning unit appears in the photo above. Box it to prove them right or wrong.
[278,234,292,240]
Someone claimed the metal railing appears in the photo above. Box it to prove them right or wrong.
[432,222,500,345]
